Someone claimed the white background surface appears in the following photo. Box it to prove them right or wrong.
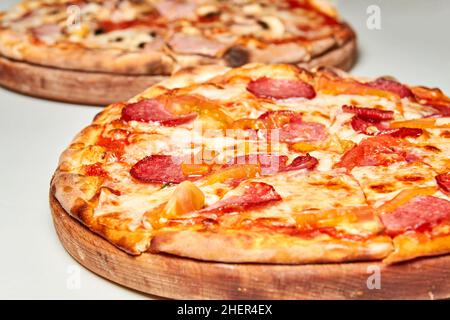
[0,0,449,299]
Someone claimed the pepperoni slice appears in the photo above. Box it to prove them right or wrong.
[278,122,327,143]
[411,87,450,116]
[350,116,389,135]
[429,105,450,116]
[199,182,281,214]
[342,105,422,138]
[284,154,319,172]
[247,77,316,100]
[130,155,186,184]
[366,78,413,98]
[379,128,423,138]
[336,136,412,170]
[228,154,318,175]
[253,110,326,143]
[436,173,450,195]
[351,118,422,138]
[342,105,394,121]
[121,99,197,126]
[258,110,302,126]
[380,196,450,236]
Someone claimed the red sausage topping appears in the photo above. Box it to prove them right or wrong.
[247,77,316,100]
[349,116,390,135]
[366,78,413,98]
[121,99,197,126]
[130,155,186,184]
[342,105,422,138]
[278,121,327,143]
[379,128,423,138]
[199,182,282,214]
[336,136,414,170]
[255,110,327,143]
[380,196,450,236]
[436,173,450,195]
[342,105,394,121]
[227,154,318,175]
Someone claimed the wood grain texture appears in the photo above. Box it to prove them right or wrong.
[0,56,166,105]
[50,194,450,300]
[0,39,356,106]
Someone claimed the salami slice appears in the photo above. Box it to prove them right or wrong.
[342,105,422,138]
[342,105,394,121]
[436,173,450,195]
[336,136,411,170]
[247,77,316,100]
[199,182,282,214]
[228,154,318,174]
[278,122,327,143]
[350,116,389,135]
[258,110,303,126]
[379,128,423,138]
[252,110,326,143]
[284,154,319,172]
[412,87,450,116]
[130,155,186,184]
[380,196,450,236]
[121,99,197,126]
[366,78,413,98]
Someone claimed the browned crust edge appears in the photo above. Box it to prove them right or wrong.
[50,172,152,255]
[149,229,392,264]
[0,36,356,105]
[0,20,356,75]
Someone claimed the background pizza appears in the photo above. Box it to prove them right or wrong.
[51,63,450,265]
[0,0,356,104]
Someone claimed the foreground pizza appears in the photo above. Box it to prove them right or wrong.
[51,63,450,264]
[0,0,355,74]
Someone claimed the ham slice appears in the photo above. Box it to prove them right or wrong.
[168,33,227,57]
[153,0,197,21]
[31,24,61,42]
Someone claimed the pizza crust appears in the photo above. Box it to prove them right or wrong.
[51,171,152,254]
[150,229,393,264]
[384,233,450,264]
[0,29,174,75]
[299,35,357,72]
[0,27,356,75]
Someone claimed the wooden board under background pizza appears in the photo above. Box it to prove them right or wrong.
[0,0,356,105]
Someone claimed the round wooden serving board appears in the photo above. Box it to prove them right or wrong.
[50,195,450,300]
[0,55,166,106]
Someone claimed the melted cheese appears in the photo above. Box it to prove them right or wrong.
[351,163,438,207]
